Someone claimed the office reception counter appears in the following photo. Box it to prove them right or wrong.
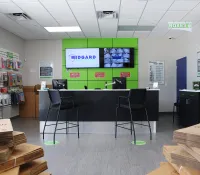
[39,89,159,133]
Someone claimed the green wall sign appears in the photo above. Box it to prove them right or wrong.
[62,38,138,89]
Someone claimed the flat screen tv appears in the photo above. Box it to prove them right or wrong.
[66,48,100,68]
[100,48,134,68]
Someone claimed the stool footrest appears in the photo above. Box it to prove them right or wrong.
[134,122,150,127]
[116,125,132,131]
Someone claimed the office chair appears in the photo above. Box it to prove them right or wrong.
[43,89,79,144]
[115,89,152,144]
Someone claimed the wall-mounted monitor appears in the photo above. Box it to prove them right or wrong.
[66,48,100,68]
[100,48,134,68]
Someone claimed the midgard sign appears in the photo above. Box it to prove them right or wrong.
[168,22,192,32]
[66,48,100,68]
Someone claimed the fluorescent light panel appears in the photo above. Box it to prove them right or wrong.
[44,26,81,32]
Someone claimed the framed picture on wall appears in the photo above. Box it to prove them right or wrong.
[149,61,165,85]
[39,61,53,78]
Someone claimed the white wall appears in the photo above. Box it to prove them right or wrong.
[139,38,184,112]
[0,27,25,118]
[23,40,62,86]
[176,23,200,89]
[0,27,24,58]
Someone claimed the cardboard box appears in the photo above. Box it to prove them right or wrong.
[38,173,51,175]
[173,124,200,144]
[0,119,13,144]
[13,132,27,146]
[173,137,200,148]
[0,132,27,163]
[0,167,19,175]
[0,143,44,173]
[147,162,178,175]
[20,159,47,175]
[163,145,200,174]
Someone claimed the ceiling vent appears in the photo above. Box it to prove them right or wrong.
[7,13,32,21]
[97,11,118,19]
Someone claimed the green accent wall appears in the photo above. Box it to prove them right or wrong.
[62,38,138,89]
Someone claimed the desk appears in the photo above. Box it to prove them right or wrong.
[179,90,200,126]
[39,89,159,133]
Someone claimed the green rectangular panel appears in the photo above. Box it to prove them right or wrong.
[88,81,112,89]
[134,49,138,65]
[68,81,87,89]
[127,81,138,89]
[62,50,66,66]
[62,39,87,49]
[62,66,87,80]
[88,38,112,48]
[88,68,112,81]
[112,38,138,48]
[112,66,138,81]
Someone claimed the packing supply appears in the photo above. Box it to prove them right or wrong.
[0,119,13,144]
[173,137,200,148]
[163,145,200,175]
[169,145,200,170]
[147,162,178,175]
[179,144,200,162]
[0,167,19,175]
[173,124,200,144]
[20,159,47,175]
[13,132,26,146]
[0,143,44,174]
[38,172,51,175]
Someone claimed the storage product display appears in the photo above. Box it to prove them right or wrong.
[0,119,51,175]
[147,124,200,175]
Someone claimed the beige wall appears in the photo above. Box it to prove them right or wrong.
[23,40,62,86]
[0,27,25,118]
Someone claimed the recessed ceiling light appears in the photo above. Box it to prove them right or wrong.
[44,26,81,32]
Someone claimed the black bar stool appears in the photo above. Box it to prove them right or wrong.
[115,89,152,144]
[43,89,79,144]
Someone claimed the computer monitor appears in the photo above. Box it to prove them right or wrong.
[52,79,67,89]
[112,77,126,89]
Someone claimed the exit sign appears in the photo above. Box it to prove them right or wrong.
[95,72,105,78]
[70,72,80,78]
[120,72,130,78]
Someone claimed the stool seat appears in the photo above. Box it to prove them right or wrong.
[43,89,80,144]
[115,89,152,144]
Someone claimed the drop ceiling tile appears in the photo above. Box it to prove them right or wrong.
[119,19,138,25]
[138,20,158,26]
[148,31,166,37]
[134,31,151,38]
[117,31,133,38]
[40,0,78,26]
[121,0,147,9]
[94,0,120,11]
[170,1,199,11]
[49,33,70,39]
[140,10,166,21]
[0,13,32,39]
[0,2,23,13]
[99,19,118,37]
[67,0,96,19]
[84,32,100,38]
[120,8,143,19]
[145,0,174,11]
[159,11,189,24]
[78,20,99,33]
[12,0,38,2]
[14,2,58,26]
[67,32,85,38]
[0,0,12,2]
